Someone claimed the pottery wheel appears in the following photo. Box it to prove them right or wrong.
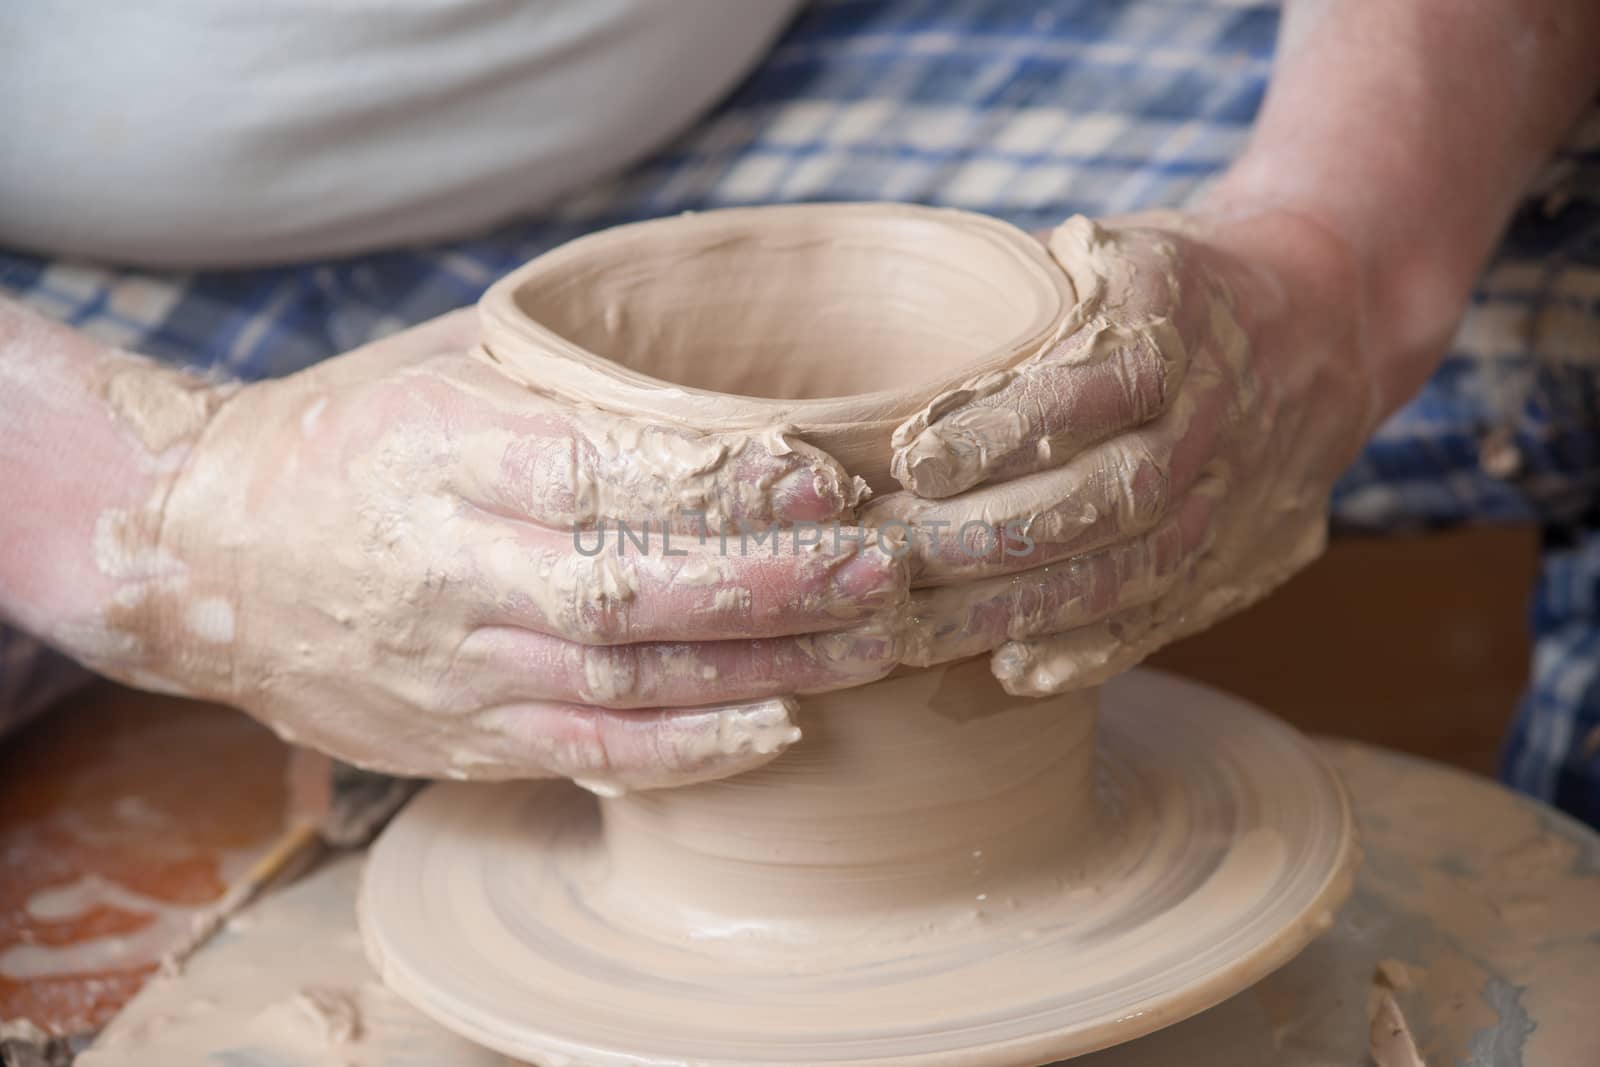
[360,671,1357,1067]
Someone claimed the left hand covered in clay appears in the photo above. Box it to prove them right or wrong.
[863,210,1380,694]
[0,302,905,789]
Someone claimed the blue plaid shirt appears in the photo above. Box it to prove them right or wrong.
[5,0,1600,825]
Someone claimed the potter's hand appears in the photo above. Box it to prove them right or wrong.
[864,212,1377,694]
[6,306,902,786]
[881,0,1600,696]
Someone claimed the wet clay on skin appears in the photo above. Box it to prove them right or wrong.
[362,205,1359,1066]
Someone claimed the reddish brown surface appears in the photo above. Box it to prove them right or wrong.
[0,683,287,1035]
[1152,525,1536,774]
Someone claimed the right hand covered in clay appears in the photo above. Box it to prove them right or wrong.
[862,210,1382,694]
[15,308,904,788]
[868,0,1600,697]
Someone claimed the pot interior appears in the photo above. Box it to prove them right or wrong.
[513,209,1057,400]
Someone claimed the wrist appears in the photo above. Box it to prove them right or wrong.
[1194,166,1462,421]
[81,356,236,691]
[1196,0,1600,421]
[0,303,233,689]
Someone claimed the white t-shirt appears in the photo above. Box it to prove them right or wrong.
[0,0,803,267]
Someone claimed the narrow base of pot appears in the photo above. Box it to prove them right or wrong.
[360,669,1357,1067]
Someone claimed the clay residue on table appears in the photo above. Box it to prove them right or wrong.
[80,857,511,1067]
[1273,740,1600,1067]
[1369,963,1428,1067]
[0,683,287,1036]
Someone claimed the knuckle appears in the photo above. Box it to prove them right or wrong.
[1108,437,1170,532]
[557,551,636,645]
[569,599,627,645]
[572,712,615,777]
[1123,334,1171,422]
[574,643,642,707]
[1146,514,1189,585]
[560,435,603,526]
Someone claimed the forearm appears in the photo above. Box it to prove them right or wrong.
[0,298,224,673]
[1202,0,1600,413]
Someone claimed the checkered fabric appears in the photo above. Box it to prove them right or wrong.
[4,0,1600,823]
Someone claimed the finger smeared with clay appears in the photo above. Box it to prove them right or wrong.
[902,490,1214,667]
[469,521,903,644]
[860,378,1227,585]
[456,620,901,709]
[291,695,808,792]
[889,217,1209,499]
[990,487,1324,696]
